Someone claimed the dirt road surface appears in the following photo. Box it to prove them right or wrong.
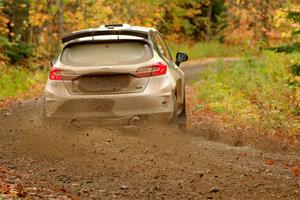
[0,60,300,199]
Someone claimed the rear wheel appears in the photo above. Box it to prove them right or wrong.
[40,99,50,128]
[178,98,187,130]
[170,91,187,130]
[171,93,179,124]
[40,109,54,129]
[41,98,64,130]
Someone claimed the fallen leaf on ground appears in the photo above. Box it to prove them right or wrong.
[290,166,300,177]
[265,159,275,165]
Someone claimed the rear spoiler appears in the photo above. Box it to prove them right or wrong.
[62,29,149,44]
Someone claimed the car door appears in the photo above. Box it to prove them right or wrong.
[152,32,185,107]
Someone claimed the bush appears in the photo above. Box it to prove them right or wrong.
[194,51,300,135]
[0,35,33,64]
[0,66,47,100]
[5,41,33,64]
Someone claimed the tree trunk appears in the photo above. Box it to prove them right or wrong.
[206,0,214,41]
[57,0,64,37]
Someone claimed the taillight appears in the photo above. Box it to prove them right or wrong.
[49,68,62,80]
[134,62,167,78]
[151,62,168,76]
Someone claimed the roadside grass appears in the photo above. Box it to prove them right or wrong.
[168,40,249,60]
[193,51,300,135]
[0,66,48,100]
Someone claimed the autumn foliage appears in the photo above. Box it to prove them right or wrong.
[0,0,299,66]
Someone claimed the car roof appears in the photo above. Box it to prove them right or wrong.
[62,24,157,44]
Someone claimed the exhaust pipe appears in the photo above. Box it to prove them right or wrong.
[129,116,141,126]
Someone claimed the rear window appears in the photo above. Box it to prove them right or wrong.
[60,40,152,66]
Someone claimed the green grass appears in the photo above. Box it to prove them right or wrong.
[0,66,48,100]
[168,40,249,60]
[194,51,300,134]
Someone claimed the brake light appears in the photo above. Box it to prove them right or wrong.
[151,62,168,76]
[49,68,62,80]
[134,62,167,78]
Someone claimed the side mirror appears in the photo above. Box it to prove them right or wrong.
[50,59,57,67]
[175,52,188,66]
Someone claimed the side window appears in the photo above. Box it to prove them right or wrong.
[153,33,172,61]
[151,35,162,57]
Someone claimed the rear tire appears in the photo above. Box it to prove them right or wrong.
[41,98,62,130]
[170,91,187,131]
[40,99,50,128]
[171,93,179,124]
[178,98,187,130]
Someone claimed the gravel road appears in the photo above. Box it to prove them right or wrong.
[0,60,299,199]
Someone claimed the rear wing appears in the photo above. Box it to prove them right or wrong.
[62,29,149,44]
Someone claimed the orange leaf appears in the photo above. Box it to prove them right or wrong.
[265,159,275,165]
[290,166,300,177]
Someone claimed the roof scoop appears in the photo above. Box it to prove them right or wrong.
[99,24,131,29]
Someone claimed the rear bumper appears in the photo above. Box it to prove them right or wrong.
[44,77,174,120]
